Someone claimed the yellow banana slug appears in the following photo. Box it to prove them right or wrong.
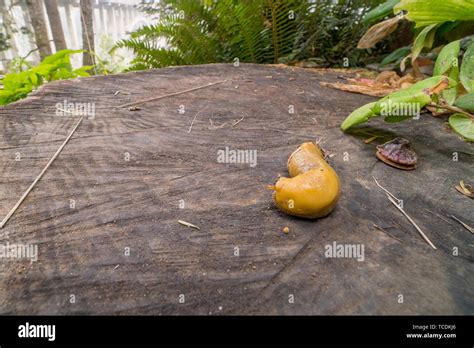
[269,142,341,218]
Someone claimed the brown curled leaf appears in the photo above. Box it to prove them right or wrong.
[455,181,474,198]
[428,78,450,96]
[357,16,402,49]
[320,81,395,97]
[321,71,422,98]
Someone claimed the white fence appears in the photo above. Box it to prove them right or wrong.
[0,0,156,70]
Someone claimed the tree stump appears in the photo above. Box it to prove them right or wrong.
[0,64,472,314]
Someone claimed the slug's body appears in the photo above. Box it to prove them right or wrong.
[270,142,341,218]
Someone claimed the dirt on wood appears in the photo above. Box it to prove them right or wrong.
[0,63,472,314]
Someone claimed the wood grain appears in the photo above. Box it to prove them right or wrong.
[0,64,472,314]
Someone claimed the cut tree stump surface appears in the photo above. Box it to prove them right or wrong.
[0,63,472,314]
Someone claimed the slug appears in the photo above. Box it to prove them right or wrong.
[269,142,341,218]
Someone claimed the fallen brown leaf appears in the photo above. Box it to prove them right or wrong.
[319,81,395,97]
[396,73,417,88]
[455,180,474,198]
[320,71,421,97]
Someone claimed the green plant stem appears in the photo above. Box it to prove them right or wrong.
[428,102,474,119]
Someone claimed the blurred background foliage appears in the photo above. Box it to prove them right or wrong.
[115,0,402,71]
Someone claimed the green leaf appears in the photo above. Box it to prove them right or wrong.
[29,72,39,86]
[449,113,474,142]
[433,40,460,76]
[380,46,411,66]
[454,93,474,112]
[73,66,92,77]
[436,21,462,38]
[441,65,459,105]
[411,24,438,62]
[362,0,400,25]
[340,102,377,131]
[32,63,55,77]
[50,67,75,80]
[410,75,458,93]
[341,76,458,130]
[460,40,474,92]
[2,70,29,90]
[0,90,18,105]
[433,40,461,107]
[437,21,474,41]
[0,49,87,105]
[41,49,83,65]
[395,0,474,27]
[373,75,456,113]
[376,91,430,118]
[0,85,33,105]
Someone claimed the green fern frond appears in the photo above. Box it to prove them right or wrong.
[115,0,391,70]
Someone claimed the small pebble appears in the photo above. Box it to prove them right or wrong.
[283,226,289,234]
